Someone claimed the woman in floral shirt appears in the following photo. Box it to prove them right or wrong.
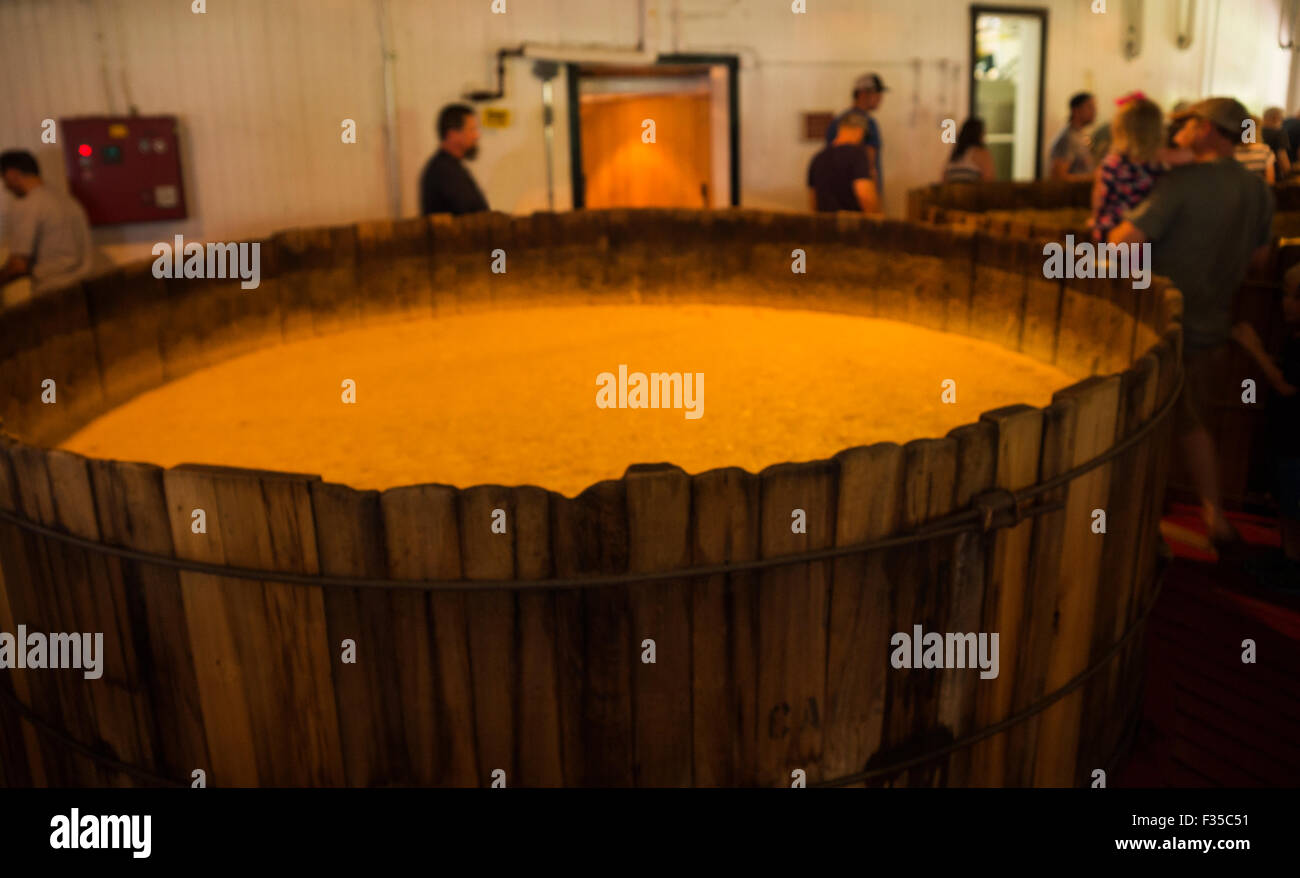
[1090,93,1187,243]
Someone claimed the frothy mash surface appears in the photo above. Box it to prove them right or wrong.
[59,304,1076,496]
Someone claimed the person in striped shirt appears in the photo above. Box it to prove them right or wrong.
[1261,107,1293,179]
[1235,117,1276,184]
[941,118,994,183]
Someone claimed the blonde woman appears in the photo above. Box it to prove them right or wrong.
[1090,93,1169,242]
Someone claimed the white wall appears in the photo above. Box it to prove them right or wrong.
[1012,15,1043,181]
[681,0,1294,214]
[0,0,1294,263]
[0,0,392,261]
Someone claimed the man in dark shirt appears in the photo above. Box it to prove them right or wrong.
[824,73,886,199]
[420,104,489,216]
[1282,109,1300,163]
[807,110,880,214]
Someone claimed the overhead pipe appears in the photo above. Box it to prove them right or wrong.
[1122,0,1143,59]
[464,46,526,102]
[909,57,921,127]
[376,0,402,218]
[535,61,560,211]
[1174,0,1195,50]
[90,0,119,115]
[1201,0,1221,96]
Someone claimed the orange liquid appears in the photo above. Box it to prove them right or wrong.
[60,304,1077,496]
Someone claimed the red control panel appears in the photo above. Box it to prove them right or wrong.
[59,116,188,226]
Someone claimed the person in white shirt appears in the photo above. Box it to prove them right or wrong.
[0,149,95,307]
[1048,92,1098,181]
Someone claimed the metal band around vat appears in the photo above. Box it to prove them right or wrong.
[0,685,188,788]
[0,558,1164,788]
[814,558,1165,786]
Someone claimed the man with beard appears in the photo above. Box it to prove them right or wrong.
[420,104,489,216]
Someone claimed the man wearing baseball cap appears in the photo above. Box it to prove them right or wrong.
[1110,97,1275,549]
[825,73,887,203]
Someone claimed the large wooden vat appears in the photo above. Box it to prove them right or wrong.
[906,180,1093,224]
[0,209,1182,787]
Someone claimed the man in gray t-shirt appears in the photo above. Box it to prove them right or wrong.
[1,150,95,301]
[1125,158,1272,350]
[1048,92,1098,181]
[1109,97,1274,549]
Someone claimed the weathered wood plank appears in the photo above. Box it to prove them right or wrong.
[1031,376,1121,786]
[881,438,958,787]
[624,463,693,786]
[823,444,903,784]
[0,434,51,784]
[6,443,108,784]
[88,457,211,785]
[755,460,835,786]
[967,405,1044,787]
[381,483,478,786]
[551,480,633,786]
[939,420,997,786]
[689,466,760,787]
[311,480,406,786]
[512,485,564,787]
[458,484,518,787]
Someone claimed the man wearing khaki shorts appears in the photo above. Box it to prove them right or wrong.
[1109,98,1275,548]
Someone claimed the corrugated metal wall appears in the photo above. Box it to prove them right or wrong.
[0,0,1294,263]
[0,0,639,261]
[0,0,393,260]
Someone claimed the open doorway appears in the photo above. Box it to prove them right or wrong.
[970,6,1048,180]
[567,56,739,208]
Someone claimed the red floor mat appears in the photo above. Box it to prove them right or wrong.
[1114,508,1300,786]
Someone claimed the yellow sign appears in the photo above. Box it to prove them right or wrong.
[482,108,511,129]
[108,123,129,138]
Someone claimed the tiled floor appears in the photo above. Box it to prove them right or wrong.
[1114,505,1300,787]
